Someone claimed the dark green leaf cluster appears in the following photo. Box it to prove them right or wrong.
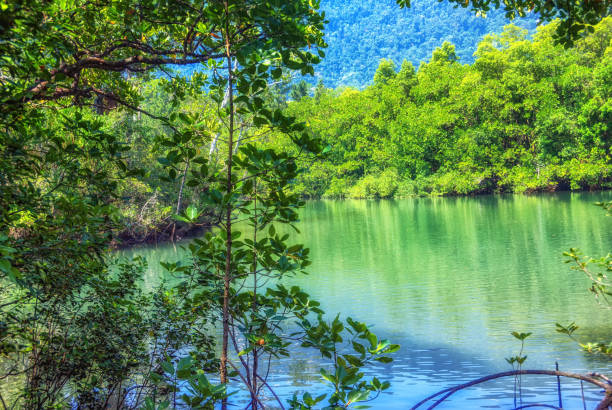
[291,315,397,409]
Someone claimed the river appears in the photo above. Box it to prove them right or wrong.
[123,192,612,409]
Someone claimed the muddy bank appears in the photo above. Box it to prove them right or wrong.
[113,221,214,249]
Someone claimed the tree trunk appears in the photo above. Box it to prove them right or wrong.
[171,161,189,242]
[220,5,233,409]
[210,67,233,159]
[234,122,244,154]
[251,181,258,409]
[596,389,612,410]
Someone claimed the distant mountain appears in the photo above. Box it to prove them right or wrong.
[314,0,538,88]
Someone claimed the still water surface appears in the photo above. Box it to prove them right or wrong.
[126,192,612,409]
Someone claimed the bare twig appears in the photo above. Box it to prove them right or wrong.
[256,374,286,410]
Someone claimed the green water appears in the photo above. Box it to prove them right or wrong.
[124,192,612,408]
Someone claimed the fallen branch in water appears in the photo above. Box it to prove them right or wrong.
[411,369,612,410]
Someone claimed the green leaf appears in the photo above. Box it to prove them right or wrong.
[384,344,400,354]
[178,112,191,124]
[185,205,200,221]
[556,322,578,336]
[173,214,191,223]
[271,67,282,78]
[367,332,377,348]
[253,117,268,127]
[347,389,370,403]
[511,332,532,341]
[320,368,336,384]
[0,259,19,283]
[375,339,390,352]
[372,377,381,389]
[177,356,192,371]
[238,345,255,356]
[161,361,174,374]
[344,354,363,367]
[352,341,365,355]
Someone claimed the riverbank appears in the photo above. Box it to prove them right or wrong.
[113,221,210,248]
[113,188,611,248]
[300,178,612,200]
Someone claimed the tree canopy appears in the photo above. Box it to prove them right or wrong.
[278,18,611,199]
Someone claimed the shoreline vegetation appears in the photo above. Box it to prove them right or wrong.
[114,188,611,247]
[112,18,610,244]
[266,19,611,200]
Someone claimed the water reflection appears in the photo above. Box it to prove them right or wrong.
[122,192,612,408]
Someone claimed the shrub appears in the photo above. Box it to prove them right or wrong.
[347,169,399,198]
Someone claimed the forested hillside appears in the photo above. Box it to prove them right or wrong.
[272,19,612,198]
[178,0,538,88]
[315,0,538,87]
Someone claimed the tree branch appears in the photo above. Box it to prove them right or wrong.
[411,370,612,410]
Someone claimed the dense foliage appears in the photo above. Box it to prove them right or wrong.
[274,19,612,198]
[0,0,398,408]
[0,0,610,408]
[558,200,612,358]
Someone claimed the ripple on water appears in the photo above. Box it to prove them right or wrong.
[119,193,612,408]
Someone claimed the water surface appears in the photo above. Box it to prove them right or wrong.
[126,192,612,408]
